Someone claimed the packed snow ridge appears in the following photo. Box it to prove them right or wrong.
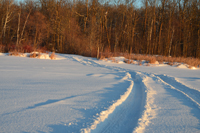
[81,72,134,133]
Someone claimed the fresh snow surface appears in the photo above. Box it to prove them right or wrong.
[0,54,200,133]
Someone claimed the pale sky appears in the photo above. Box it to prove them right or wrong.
[15,0,143,8]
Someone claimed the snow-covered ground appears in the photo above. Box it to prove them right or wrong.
[0,53,200,133]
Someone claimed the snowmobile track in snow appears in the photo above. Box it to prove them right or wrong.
[155,74,200,108]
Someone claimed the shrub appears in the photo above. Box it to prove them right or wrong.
[148,57,157,64]
[23,45,33,53]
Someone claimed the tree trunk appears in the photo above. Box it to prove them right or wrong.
[197,30,200,58]
[19,9,31,46]
[168,27,174,56]
[16,11,21,47]
[158,22,163,55]
[147,19,153,54]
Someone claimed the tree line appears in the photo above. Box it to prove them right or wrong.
[0,0,200,58]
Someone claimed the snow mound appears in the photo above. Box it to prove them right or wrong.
[190,66,197,70]
[177,64,188,69]
[54,54,66,60]
[101,56,125,64]
[29,52,65,60]
[114,56,125,64]
[38,53,50,59]
[19,53,27,57]
[153,61,159,65]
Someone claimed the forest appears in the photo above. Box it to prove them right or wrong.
[0,0,199,58]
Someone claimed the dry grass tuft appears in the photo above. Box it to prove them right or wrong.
[50,52,56,60]
[130,60,135,64]
[124,59,129,64]
[99,54,105,60]
[37,53,42,58]
[138,61,142,66]
[99,51,200,68]
[148,57,157,64]
[9,50,19,56]
[109,57,115,63]
[146,63,150,66]
[9,49,26,57]
[124,59,132,64]
[156,56,163,63]
[127,60,131,64]
[30,52,37,58]
[167,62,174,66]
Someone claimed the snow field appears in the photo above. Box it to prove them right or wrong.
[0,53,200,133]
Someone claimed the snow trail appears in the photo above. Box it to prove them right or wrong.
[156,74,200,108]
[68,55,200,133]
[81,71,151,133]
[67,55,157,133]
[142,72,200,133]
[133,73,157,133]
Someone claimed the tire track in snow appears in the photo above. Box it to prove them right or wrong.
[67,55,157,133]
[68,56,124,73]
[155,74,200,109]
[132,73,157,133]
[81,72,134,133]
[139,73,200,133]
[82,72,147,133]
